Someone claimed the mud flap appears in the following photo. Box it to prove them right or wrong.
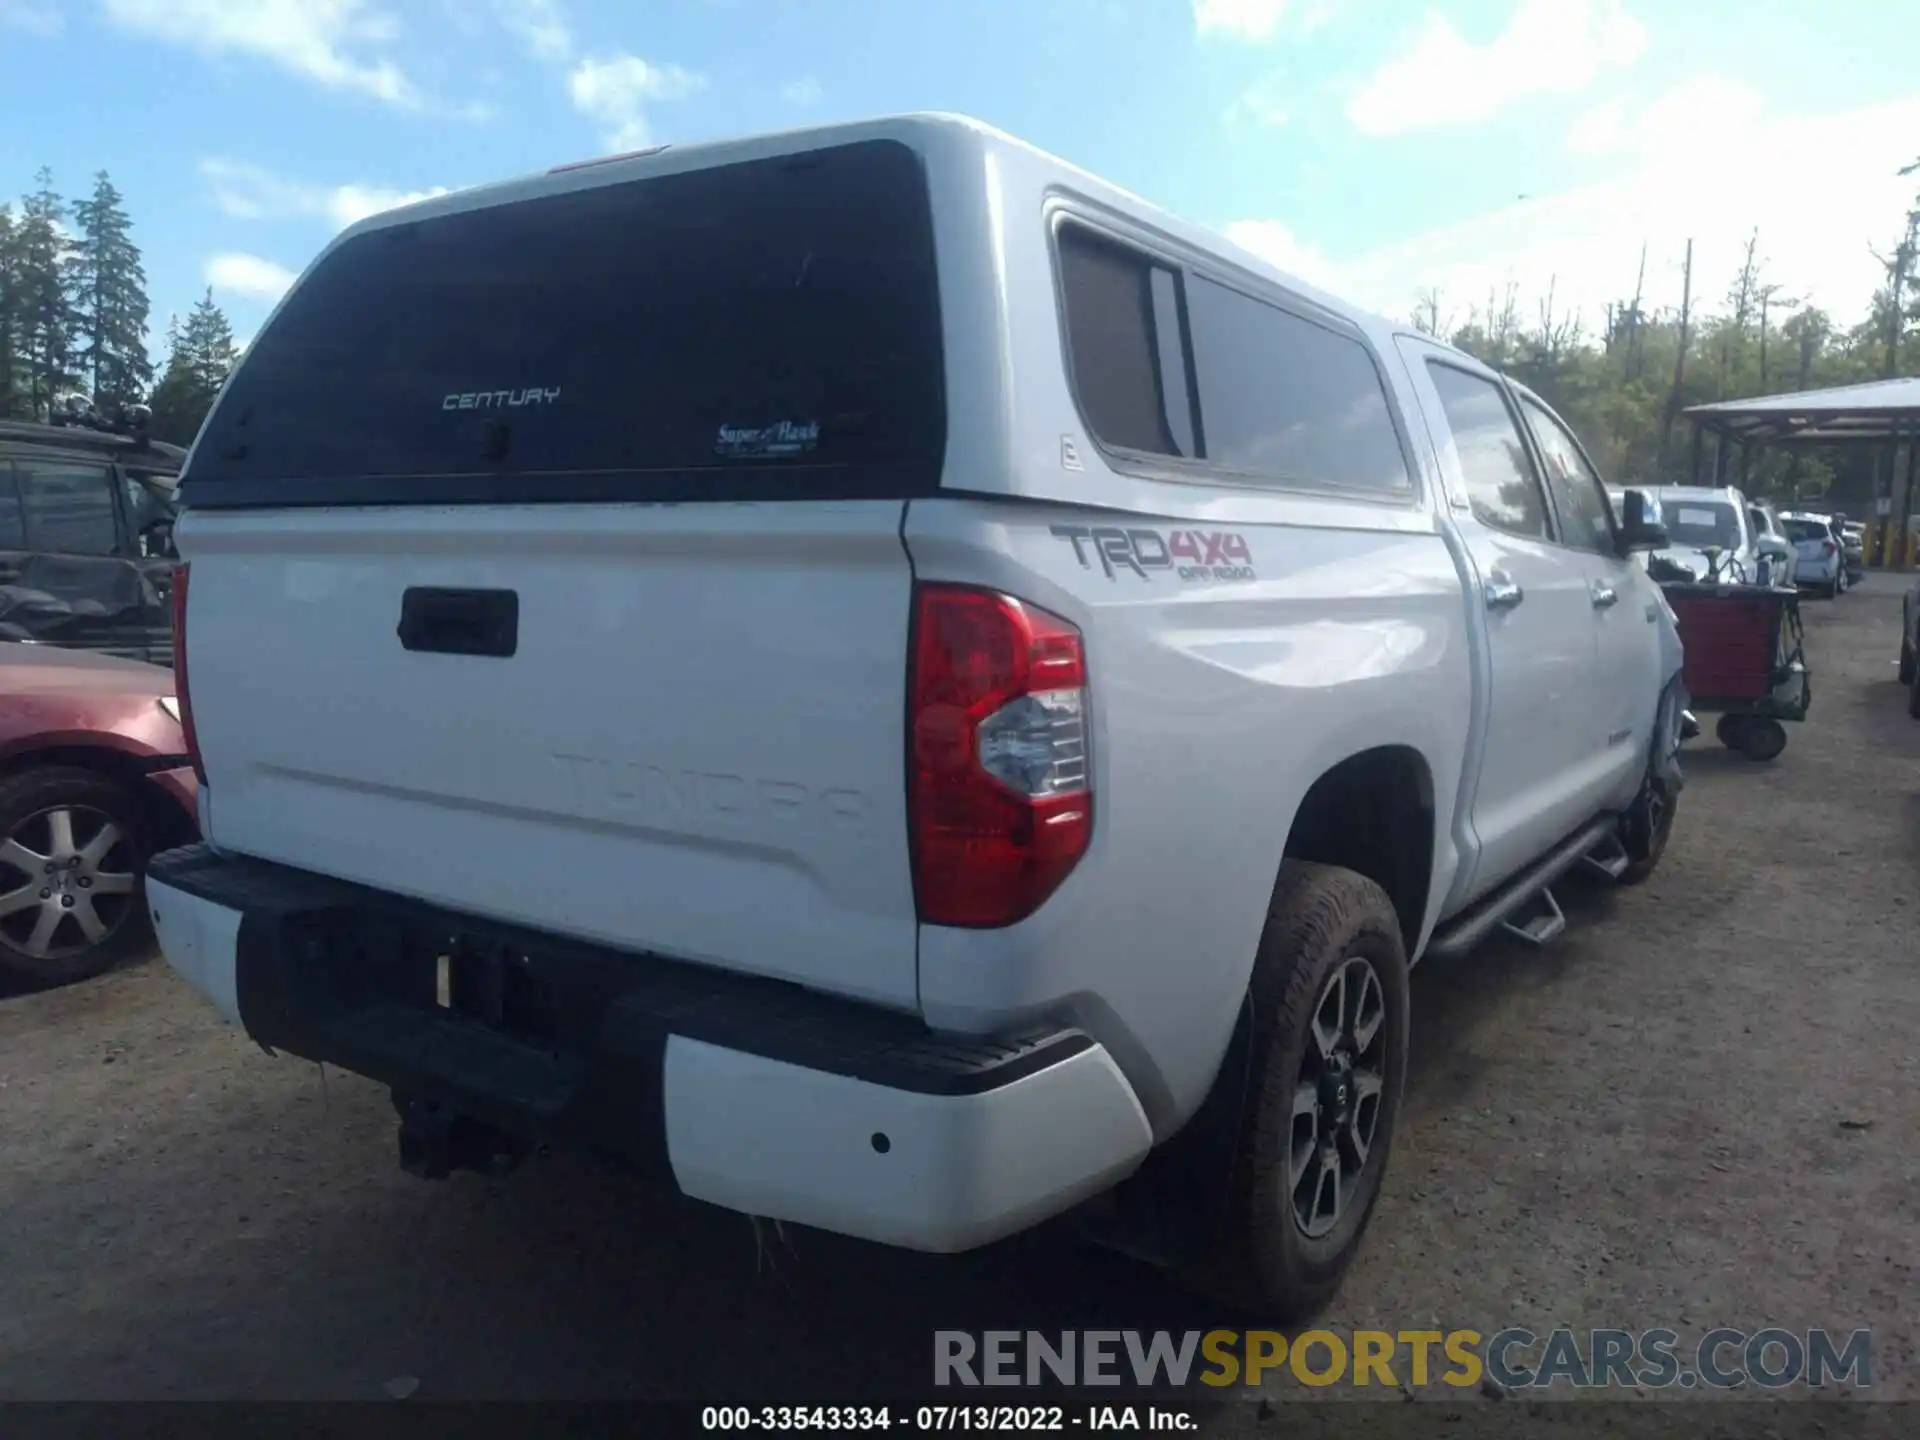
[1073,995,1255,1269]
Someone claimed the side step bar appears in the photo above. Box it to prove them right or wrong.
[1579,833,1632,882]
[1424,815,1619,962]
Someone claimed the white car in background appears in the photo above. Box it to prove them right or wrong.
[1638,485,1790,587]
[1780,512,1847,598]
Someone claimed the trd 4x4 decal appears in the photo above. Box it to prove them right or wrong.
[1050,524,1256,583]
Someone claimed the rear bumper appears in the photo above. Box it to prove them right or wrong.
[145,844,1152,1253]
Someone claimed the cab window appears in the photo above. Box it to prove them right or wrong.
[1423,363,1552,539]
[1519,397,1615,555]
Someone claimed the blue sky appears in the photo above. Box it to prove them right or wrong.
[2,0,1917,361]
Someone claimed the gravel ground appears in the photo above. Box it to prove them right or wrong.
[1,577,1914,1414]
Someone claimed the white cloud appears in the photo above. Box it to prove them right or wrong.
[1225,87,1920,332]
[100,0,421,107]
[1198,0,1290,41]
[491,0,571,61]
[206,252,299,304]
[1564,96,1628,157]
[1218,220,1345,294]
[567,53,705,151]
[782,76,824,108]
[200,158,449,230]
[1193,0,1290,41]
[1225,79,1290,129]
[1,1,62,36]
[1567,74,1766,158]
[1347,0,1647,138]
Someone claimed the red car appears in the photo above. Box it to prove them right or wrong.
[0,642,199,987]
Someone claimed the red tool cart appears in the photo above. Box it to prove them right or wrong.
[1659,580,1809,762]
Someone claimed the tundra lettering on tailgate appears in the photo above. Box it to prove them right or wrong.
[550,752,867,839]
[1051,525,1257,583]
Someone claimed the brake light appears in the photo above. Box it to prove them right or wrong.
[1822,541,1836,557]
[907,585,1092,928]
[170,563,206,788]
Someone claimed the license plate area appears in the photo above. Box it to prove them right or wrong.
[283,907,629,1064]
[436,939,560,1047]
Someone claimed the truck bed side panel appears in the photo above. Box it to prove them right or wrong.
[903,497,1473,1133]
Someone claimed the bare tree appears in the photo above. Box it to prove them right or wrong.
[1531,275,1581,368]
[1412,286,1449,338]
[1483,279,1522,366]
[1625,242,1647,378]
[1756,284,1799,393]
[1658,239,1695,475]
[1719,229,1763,395]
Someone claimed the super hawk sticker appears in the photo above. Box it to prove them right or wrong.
[1051,524,1256,583]
[714,419,821,460]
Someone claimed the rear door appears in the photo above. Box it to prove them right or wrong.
[1515,391,1660,803]
[175,138,949,1010]
[1396,341,1606,900]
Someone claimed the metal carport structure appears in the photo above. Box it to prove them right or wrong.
[1684,377,1920,566]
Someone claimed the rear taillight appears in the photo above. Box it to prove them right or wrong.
[907,585,1092,928]
[170,563,206,787]
[1822,541,1836,557]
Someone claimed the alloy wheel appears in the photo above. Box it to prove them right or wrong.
[0,805,139,963]
[1289,956,1388,1239]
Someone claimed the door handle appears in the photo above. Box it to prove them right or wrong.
[397,586,520,658]
[1484,572,1524,611]
[1591,583,1619,609]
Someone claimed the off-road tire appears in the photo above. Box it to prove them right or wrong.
[1191,861,1410,1323]
[0,767,155,989]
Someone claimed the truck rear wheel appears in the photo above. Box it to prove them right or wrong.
[1197,861,1410,1323]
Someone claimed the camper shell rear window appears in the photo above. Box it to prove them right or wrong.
[181,139,947,509]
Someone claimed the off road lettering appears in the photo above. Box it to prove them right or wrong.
[1052,525,1255,583]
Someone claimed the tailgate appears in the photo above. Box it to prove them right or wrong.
[183,502,922,1008]
[170,136,949,1011]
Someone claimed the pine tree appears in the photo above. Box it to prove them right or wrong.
[182,288,238,393]
[0,204,21,418]
[71,171,152,413]
[12,168,80,418]
[147,292,239,445]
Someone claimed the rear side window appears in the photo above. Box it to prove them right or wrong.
[1056,229,1410,496]
[1057,229,1196,458]
[1184,277,1410,493]
[185,140,946,508]
[1424,364,1551,540]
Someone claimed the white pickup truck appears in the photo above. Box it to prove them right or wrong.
[147,114,1687,1320]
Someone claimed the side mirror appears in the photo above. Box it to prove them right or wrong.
[1615,489,1668,554]
[1757,535,1791,562]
